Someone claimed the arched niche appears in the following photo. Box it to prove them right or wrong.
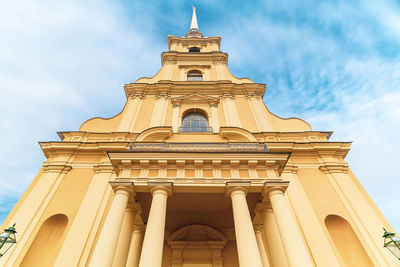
[325,215,373,267]
[168,225,227,267]
[20,214,69,267]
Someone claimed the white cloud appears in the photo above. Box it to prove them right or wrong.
[0,0,162,217]
[218,6,400,231]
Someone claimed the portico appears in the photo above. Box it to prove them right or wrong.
[86,149,314,266]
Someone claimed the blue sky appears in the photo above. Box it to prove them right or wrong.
[0,0,399,233]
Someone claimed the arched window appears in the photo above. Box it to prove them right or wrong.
[187,70,203,81]
[189,47,200,52]
[181,112,210,132]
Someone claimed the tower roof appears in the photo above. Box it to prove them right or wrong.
[186,6,203,38]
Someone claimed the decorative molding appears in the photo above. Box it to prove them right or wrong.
[171,93,219,106]
[129,142,266,153]
[209,103,218,108]
[220,93,235,99]
[43,163,72,173]
[155,93,170,100]
[123,82,266,100]
[179,64,211,69]
[282,164,299,174]
[319,163,349,174]
[245,93,262,99]
[162,55,177,65]
[93,164,114,174]
[212,56,227,64]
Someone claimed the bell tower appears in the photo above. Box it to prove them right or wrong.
[1,7,397,267]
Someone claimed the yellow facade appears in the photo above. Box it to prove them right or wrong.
[1,9,398,267]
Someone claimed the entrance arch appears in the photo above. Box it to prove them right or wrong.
[168,225,227,267]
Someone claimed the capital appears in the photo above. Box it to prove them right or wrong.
[149,182,173,197]
[263,181,289,199]
[132,225,146,233]
[126,202,143,214]
[226,182,251,197]
[110,181,135,198]
[253,202,273,215]
[253,224,263,232]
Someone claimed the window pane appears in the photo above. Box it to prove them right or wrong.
[187,71,203,81]
[181,112,209,132]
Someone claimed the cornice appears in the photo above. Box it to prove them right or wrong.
[266,142,351,156]
[40,139,352,160]
[254,131,333,142]
[124,81,266,99]
[161,51,228,66]
[42,163,72,173]
[319,163,349,174]
[167,35,221,50]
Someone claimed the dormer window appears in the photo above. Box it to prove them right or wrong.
[189,47,201,52]
[180,112,210,132]
[187,70,203,81]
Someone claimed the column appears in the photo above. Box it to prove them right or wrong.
[171,103,180,133]
[150,94,169,127]
[210,103,220,133]
[254,225,270,267]
[228,186,263,267]
[138,185,172,267]
[256,203,288,267]
[220,94,242,127]
[125,225,145,267]
[112,203,141,267]
[267,186,314,267]
[55,166,113,267]
[117,96,143,131]
[246,95,274,131]
[89,185,134,267]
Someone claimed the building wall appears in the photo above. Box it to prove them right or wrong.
[1,30,398,267]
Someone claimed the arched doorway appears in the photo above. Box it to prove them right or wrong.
[168,225,227,267]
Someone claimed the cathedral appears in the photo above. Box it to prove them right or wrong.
[0,8,398,267]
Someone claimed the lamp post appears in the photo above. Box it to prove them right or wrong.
[0,223,17,258]
[383,227,400,260]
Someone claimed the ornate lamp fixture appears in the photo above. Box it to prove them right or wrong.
[383,227,400,260]
[0,223,17,258]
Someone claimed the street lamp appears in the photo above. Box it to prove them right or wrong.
[383,227,400,260]
[0,223,17,258]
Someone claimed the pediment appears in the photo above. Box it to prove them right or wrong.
[171,93,219,105]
